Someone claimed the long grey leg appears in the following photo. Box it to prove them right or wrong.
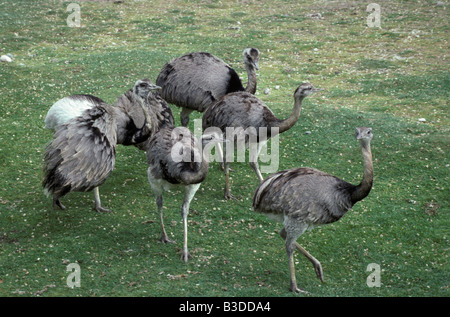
[223,144,237,200]
[216,141,225,170]
[94,187,111,213]
[157,194,175,244]
[180,184,200,262]
[249,141,266,183]
[280,227,323,293]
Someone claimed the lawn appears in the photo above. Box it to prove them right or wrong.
[0,0,448,298]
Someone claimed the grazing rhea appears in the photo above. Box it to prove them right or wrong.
[156,48,260,127]
[253,127,374,293]
[146,126,223,262]
[42,80,159,212]
[202,82,322,200]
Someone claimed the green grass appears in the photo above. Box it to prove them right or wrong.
[0,0,448,297]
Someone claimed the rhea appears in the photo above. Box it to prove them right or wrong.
[202,82,322,200]
[114,78,174,151]
[156,48,260,127]
[42,80,159,212]
[253,127,374,293]
[146,126,224,262]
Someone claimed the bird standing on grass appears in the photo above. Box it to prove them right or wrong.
[156,48,260,127]
[253,127,374,293]
[42,80,160,212]
[146,125,224,262]
[202,82,322,200]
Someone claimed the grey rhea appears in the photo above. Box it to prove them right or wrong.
[252,127,374,293]
[156,48,260,127]
[42,80,159,212]
[202,82,322,200]
[115,78,174,151]
[145,125,224,262]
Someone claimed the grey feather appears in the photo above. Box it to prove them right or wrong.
[146,127,207,185]
[115,78,174,150]
[252,127,374,293]
[43,104,117,199]
[202,83,322,199]
[145,126,223,262]
[42,79,158,212]
[156,49,260,127]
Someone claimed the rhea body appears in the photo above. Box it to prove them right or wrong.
[202,82,322,199]
[146,125,223,262]
[43,80,159,212]
[156,48,260,127]
[253,127,374,293]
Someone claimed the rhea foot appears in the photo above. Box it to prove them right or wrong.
[290,284,309,294]
[313,262,324,283]
[224,193,239,201]
[181,250,192,263]
[53,198,66,210]
[224,190,240,201]
[95,205,112,213]
[160,233,176,244]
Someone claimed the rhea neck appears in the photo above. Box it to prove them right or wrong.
[135,92,154,130]
[244,63,257,95]
[180,141,212,184]
[351,139,373,204]
[274,94,305,134]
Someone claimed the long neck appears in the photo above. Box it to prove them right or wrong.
[351,141,373,204]
[136,95,155,133]
[275,96,304,134]
[196,149,210,176]
[244,64,257,94]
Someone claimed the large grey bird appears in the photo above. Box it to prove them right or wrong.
[253,127,374,293]
[156,48,260,127]
[42,80,160,212]
[146,126,224,262]
[115,78,174,150]
[202,82,322,200]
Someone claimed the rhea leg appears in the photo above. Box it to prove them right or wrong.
[249,140,267,183]
[180,108,193,127]
[53,195,66,210]
[280,227,324,292]
[181,184,201,262]
[223,145,237,201]
[216,141,226,171]
[286,238,302,293]
[93,187,111,213]
[157,194,175,244]
[148,172,174,244]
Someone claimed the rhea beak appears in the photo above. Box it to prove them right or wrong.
[312,87,324,93]
[253,61,260,71]
[149,84,162,91]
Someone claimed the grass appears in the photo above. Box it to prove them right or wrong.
[0,0,448,298]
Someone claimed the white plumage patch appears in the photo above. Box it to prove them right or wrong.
[44,96,95,130]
